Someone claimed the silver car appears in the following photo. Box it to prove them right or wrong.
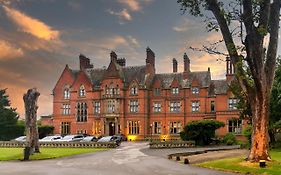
[39,135,62,142]
[56,135,84,142]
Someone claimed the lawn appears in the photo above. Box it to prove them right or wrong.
[197,149,281,175]
[0,147,108,161]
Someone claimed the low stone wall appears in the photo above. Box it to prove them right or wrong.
[0,141,118,148]
[149,141,195,149]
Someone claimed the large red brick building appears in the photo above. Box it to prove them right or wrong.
[42,47,244,140]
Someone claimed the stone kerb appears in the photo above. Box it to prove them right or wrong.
[149,141,195,149]
[0,141,118,148]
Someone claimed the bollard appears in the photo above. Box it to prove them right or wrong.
[184,158,189,164]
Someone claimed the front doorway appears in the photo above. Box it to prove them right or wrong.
[109,122,116,136]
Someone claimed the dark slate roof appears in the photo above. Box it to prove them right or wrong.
[153,71,211,89]
[210,80,229,95]
[85,68,107,89]
[122,65,147,86]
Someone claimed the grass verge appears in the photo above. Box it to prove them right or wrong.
[0,147,108,161]
[196,149,281,175]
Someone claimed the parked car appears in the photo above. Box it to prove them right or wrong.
[56,135,84,142]
[80,136,98,142]
[39,135,62,142]
[113,134,127,141]
[12,136,26,142]
[98,136,121,146]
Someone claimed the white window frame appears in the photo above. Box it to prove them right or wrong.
[191,101,200,112]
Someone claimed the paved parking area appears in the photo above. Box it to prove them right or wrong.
[0,142,239,175]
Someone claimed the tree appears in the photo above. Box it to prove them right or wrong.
[23,88,40,160]
[180,120,225,145]
[178,0,280,162]
[0,89,24,140]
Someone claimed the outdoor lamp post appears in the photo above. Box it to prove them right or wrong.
[150,123,153,142]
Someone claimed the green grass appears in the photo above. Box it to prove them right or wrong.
[0,147,108,161]
[197,149,281,175]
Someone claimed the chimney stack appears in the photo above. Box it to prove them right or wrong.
[110,51,117,62]
[79,54,93,70]
[117,58,126,67]
[183,53,190,73]
[146,47,155,69]
[172,58,178,73]
[226,57,234,81]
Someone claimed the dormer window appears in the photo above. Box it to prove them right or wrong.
[192,87,199,94]
[131,87,138,95]
[79,85,86,97]
[171,87,179,95]
[63,88,70,99]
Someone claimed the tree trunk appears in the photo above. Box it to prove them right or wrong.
[247,92,271,161]
[23,88,40,160]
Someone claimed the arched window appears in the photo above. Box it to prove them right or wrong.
[63,88,70,99]
[130,86,138,95]
[79,85,86,97]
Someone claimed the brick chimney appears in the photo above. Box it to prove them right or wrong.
[146,47,155,69]
[79,54,93,70]
[172,58,178,73]
[226,57,234,81]
[183,53,190,73]
[117,58,126,67]
[110,51,117,62]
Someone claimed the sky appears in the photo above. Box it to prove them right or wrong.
[0,0,280,118]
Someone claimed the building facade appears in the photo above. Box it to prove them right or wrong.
[42,47,245,141]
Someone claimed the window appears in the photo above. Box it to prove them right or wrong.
[229,98,238,110]
[130,87,138,95]
[154,88,160,96]
[191,101,200,112]
[170,101,181,112]
[129,100,139,113]
[107,100,115,113]
[153,102,161,113]
[94,101,101,114]
[152,122,161,134]
[77,130,87,134]
[211,101,215,112]
[63,88,70,99]
[77,102,87,122]
[128,121,140,135]
[169,121,182,134]
[79,85,86,97]
[62,104,70,115]
[171,87,179,95]
[228,120,242,134]
[191,87,199,94]
[61,122,70,135]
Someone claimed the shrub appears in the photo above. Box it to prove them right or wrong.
[180,120,225,146]
[38,125,54,139]
[243,125,252,144]
[223,133,237,145]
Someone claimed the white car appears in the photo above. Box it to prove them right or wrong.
[80,136,98,142]
[13,136,26,142]
[39,135,62,142]
[56,135,84,142]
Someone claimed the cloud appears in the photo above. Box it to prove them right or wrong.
[0,40,24,59]
[127,35,140,47]
[173,18,200,32]
[67,1,82,11]
[108,8,132,21]
[3,5,60,41]
[117,0,140,11]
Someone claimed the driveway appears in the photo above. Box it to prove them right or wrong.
[0,142,238,175]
